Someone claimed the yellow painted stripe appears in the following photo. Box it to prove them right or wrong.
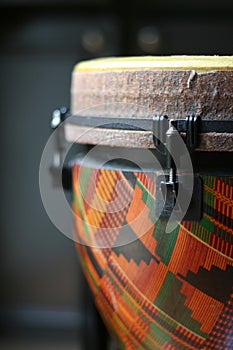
[74,56,233,73]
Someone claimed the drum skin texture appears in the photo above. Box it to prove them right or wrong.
[72,164,233,350]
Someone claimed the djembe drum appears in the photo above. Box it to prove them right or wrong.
[64,57,233,349]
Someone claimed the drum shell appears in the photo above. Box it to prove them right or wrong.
[72,153,233,350]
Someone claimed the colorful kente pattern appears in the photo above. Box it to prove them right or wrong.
[73,164,233,349]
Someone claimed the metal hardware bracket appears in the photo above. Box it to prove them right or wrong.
[49,107,233,221]
[154,115,202,221]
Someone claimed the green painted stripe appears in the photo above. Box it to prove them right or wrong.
[153,221,179,265]
[136,178,156,222]
[148,323,171,346]
[78,166,93,194]
[157,310,177,334]
[73,194,90,241]
[79,254,99,291]
[155,271,207,338]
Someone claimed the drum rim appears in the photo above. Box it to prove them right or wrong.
[63,112,233,153]
[68,147,233,175]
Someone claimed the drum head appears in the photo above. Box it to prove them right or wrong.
[68,56,233,151]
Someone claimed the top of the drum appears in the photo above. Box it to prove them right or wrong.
[69,56,233,151]
[75,55,233,72]
[71,56,233,121]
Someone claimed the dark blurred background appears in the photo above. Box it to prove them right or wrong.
[0,0,232,349]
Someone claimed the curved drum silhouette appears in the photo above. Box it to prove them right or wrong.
[68,57,233,349]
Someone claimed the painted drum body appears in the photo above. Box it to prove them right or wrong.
[70,57,233,349]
